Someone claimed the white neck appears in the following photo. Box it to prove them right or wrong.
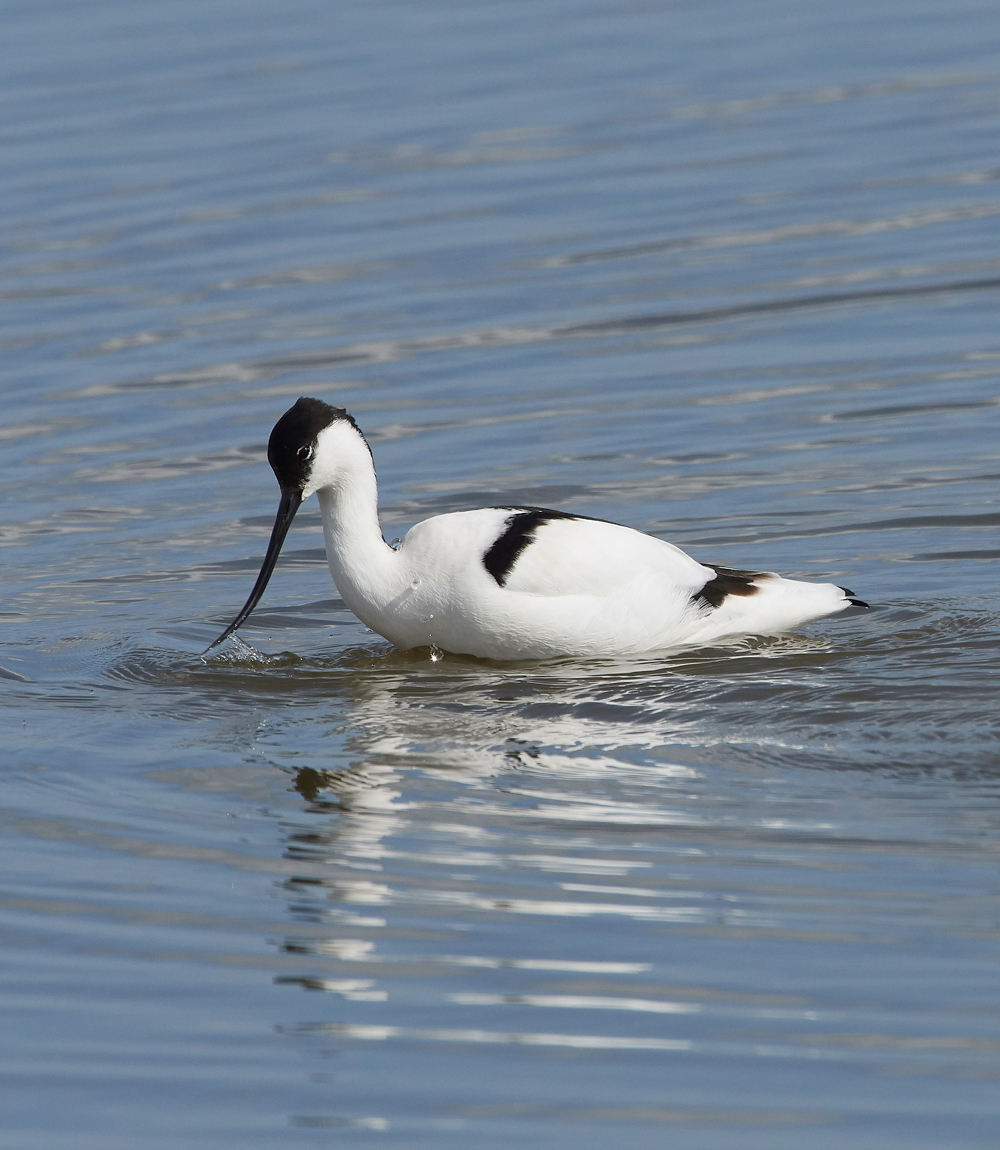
[309,423,403,620]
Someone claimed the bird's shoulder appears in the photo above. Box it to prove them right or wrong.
[401,507,519,554]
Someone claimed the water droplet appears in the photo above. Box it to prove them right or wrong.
[429,645,444,662]
[390,538,402,551]
[419,614,434,622]
[411,577,421,587]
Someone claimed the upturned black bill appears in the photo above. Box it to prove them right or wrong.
[204,487,303,652]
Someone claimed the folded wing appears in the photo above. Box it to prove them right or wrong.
[494,512,713,598]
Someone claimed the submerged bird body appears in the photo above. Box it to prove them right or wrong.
[207,398,866,659]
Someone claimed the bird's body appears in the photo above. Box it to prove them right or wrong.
[207,398,867,660]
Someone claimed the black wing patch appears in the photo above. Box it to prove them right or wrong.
[694,565,767,609]
[483,506,590,587]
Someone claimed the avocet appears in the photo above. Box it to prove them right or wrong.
[206,397,867,659]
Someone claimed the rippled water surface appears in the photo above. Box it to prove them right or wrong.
[3,1,1000,1146]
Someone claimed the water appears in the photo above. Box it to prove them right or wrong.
[2,0,1000,1146]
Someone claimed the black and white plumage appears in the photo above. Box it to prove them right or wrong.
[207,397,867,660]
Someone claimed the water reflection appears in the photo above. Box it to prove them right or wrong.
[202,643,999,1106]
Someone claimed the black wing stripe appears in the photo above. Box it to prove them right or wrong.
[483,506,588,587]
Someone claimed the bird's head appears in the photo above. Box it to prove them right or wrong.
[267,396,369,499]
[204,397,370,652]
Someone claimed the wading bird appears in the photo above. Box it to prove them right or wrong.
[206,397,867,659]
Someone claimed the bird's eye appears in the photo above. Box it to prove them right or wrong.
[297,445,313,460]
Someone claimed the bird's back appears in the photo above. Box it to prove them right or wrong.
[403,507,711,598]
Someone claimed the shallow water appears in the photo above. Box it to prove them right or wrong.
[2,0,1000,1146]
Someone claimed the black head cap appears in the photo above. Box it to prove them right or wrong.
[267,397,359,490]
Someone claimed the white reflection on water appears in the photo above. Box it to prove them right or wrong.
[315,762,410,866]
[395,891,706,922]
[302,979,387,1001]
[309,1024,693,1052]
[449,993,701,1014]
[436,958,651,973]
[494,790,700,826]
[267,656,716,910]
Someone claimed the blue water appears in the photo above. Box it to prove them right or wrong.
[2,1,1000,1146]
